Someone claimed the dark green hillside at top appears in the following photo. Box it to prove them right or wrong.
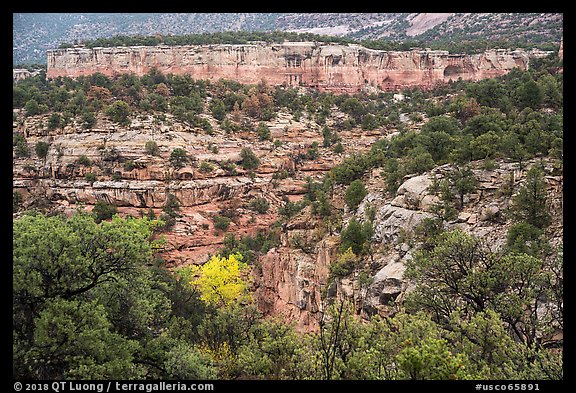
[63,31,356,49]
[14,13,563,65]
[414,13,563,53]
[418,13,563,43]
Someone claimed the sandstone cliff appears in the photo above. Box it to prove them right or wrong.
[47,43,529,93]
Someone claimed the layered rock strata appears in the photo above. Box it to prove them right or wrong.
[13,110,382,268]
[47,42,530,93]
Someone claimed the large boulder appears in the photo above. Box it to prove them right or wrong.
[373,204,435,243]
[394,174,433,210]
[362,251,411,316]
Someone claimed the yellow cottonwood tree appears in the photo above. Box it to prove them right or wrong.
[187,253,251,308]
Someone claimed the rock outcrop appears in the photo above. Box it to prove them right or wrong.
[254,236,335,332]
[14,102,563,329]
[13,68,41,83]
[47,42,530,93]
[352,160,563,320]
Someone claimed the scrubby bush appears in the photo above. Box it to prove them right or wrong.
[340,218,373,255]
[240,147,260,170]
[105,100,131,125]
[249,198,270,214]
[199,161,215,173]
[213,215,231,232]
[169,148,188,168]
[145,141,160,156]
[35,141,49,159]
[344,179,368,210]
[78,155,92,166]
[92,200,117,222]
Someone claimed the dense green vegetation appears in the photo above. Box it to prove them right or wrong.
[13,48,562,380]
[13,209,562,379]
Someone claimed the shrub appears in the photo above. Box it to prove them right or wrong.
[124,160,135,171]
[13,191,23,212]
[322,125,338,147]
[361,113,379,130]
[85,173,97,183]
[105,100,131,125]
[447,166,478,209]
[209,98,227,121]
[405,147,435,175]
[289,232,313,253]
[333,142,344,154]
[47,113,63,130]
[219,160,237,174]
[24,99,47,116]
[310,189,331,218]
[506,222,548,257]
[208,143,219,154]
[78,155,91,166]
[81,110,97,129]
[13,134,30,158]
[240,147,260,170]
[145,141,160,156]
[213,215,231,232]
[92,200,117,222]
[163,194,180,216]
[221,119,240,133]
[195,117,213,133]
[169,148,188,168]
[305,142,319,160]
[330,154,369,185]
[199,161,215,173]
[344,179,368,210]
[279,199,307,219]
[329,247,358,278]
[256,122,271,141]
[340,218,373,255]
[249,198,270,214]
[508,165,551,229]
[34,141,49,159]
[160,193,181,229]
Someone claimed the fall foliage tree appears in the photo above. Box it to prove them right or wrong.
[184,253,251,308]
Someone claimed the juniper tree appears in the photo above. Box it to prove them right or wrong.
[509,164,551,229]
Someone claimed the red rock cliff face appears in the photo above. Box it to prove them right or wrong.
[47,42,529,93]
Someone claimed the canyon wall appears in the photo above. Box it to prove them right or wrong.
[47,42,530,93]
